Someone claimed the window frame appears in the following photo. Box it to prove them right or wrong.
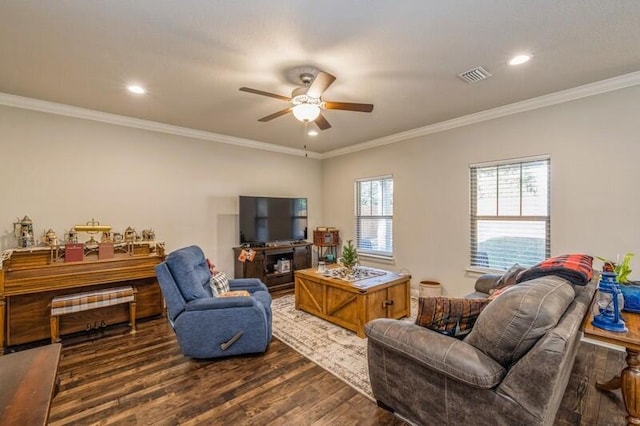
[355,175,394,259]
[469,155,551,271]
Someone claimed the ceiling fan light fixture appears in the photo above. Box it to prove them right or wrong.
[292,103,320,122]
[240,71,372,130]
[127,84,146,94]
[509,54,531,66]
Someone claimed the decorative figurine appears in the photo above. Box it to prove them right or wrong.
[142,229,155,241]
[64,228,79,244]
[13,215,35,248]
[124,227,137,242]
[42,228,58,246]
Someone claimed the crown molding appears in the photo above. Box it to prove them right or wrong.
[0,93,323,159]
[321,70,640,159]
[2,70,639,161]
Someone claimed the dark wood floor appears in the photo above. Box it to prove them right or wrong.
[42,316,627,425]
[47,318,402,425]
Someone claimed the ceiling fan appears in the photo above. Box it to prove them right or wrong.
[239,71,374,131]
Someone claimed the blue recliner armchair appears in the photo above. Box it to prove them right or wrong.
[155,245,272,358]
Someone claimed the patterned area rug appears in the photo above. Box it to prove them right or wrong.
[271,294,418,401]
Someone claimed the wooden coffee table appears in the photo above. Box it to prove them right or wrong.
[583,300,640,425]
[294,267,410,338]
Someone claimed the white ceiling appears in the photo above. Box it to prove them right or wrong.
[1,1,640,154]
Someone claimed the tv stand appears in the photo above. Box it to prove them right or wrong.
[233,242,312,293]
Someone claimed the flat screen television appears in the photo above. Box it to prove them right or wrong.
[239,196,308,244]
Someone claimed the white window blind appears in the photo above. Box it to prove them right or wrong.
[355,176,393,258]
[470,157,550,270]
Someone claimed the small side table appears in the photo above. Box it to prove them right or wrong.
[0,343,62,426]
[583,300,640,425]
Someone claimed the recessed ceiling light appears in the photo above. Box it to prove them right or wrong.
[127,85,146,94]
[307,130,318,136]
[509,54,531,66]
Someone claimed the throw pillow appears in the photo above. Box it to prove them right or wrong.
[516,253,594,286]
[209,272,230,297]
[465,276,575,368]
[494,263,526,290]
[488,285,515,300]
[415,297,491,337]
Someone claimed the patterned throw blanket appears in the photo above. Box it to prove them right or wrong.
[517,253,594,286]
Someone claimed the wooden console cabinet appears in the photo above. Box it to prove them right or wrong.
[233,243,312,292]
[0,244,165,353]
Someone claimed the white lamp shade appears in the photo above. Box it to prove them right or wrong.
[292,103,321,122]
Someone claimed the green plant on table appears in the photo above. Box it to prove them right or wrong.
[340,240,358,270]
[597,253,634,284]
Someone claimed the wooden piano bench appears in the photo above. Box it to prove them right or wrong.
[50,285,137,343]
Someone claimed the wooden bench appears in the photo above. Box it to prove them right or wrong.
[50,286,137,343]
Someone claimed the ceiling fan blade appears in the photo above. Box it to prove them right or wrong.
[258,108,291,122]
[324,101,374,113]
[239,87,290,102]
[306,72,336,98]
[314,113,332,130]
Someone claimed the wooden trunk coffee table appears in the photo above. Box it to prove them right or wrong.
[294,267,410,338]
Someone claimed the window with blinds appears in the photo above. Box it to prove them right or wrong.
[355,176,393,258]
[470,157,550,270]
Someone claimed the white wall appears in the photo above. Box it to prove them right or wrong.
[0,106,323,274]
[322,85,640,296]
[3,85,639,295]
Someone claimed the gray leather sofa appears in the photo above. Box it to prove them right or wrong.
[365,272,597,426]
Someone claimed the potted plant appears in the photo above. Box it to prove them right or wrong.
[597,253,640,312]
[340,240,359,273]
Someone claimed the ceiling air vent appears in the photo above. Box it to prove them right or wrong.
[458,66,492,83]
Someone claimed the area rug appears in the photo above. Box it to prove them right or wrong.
[271,294,418,401]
